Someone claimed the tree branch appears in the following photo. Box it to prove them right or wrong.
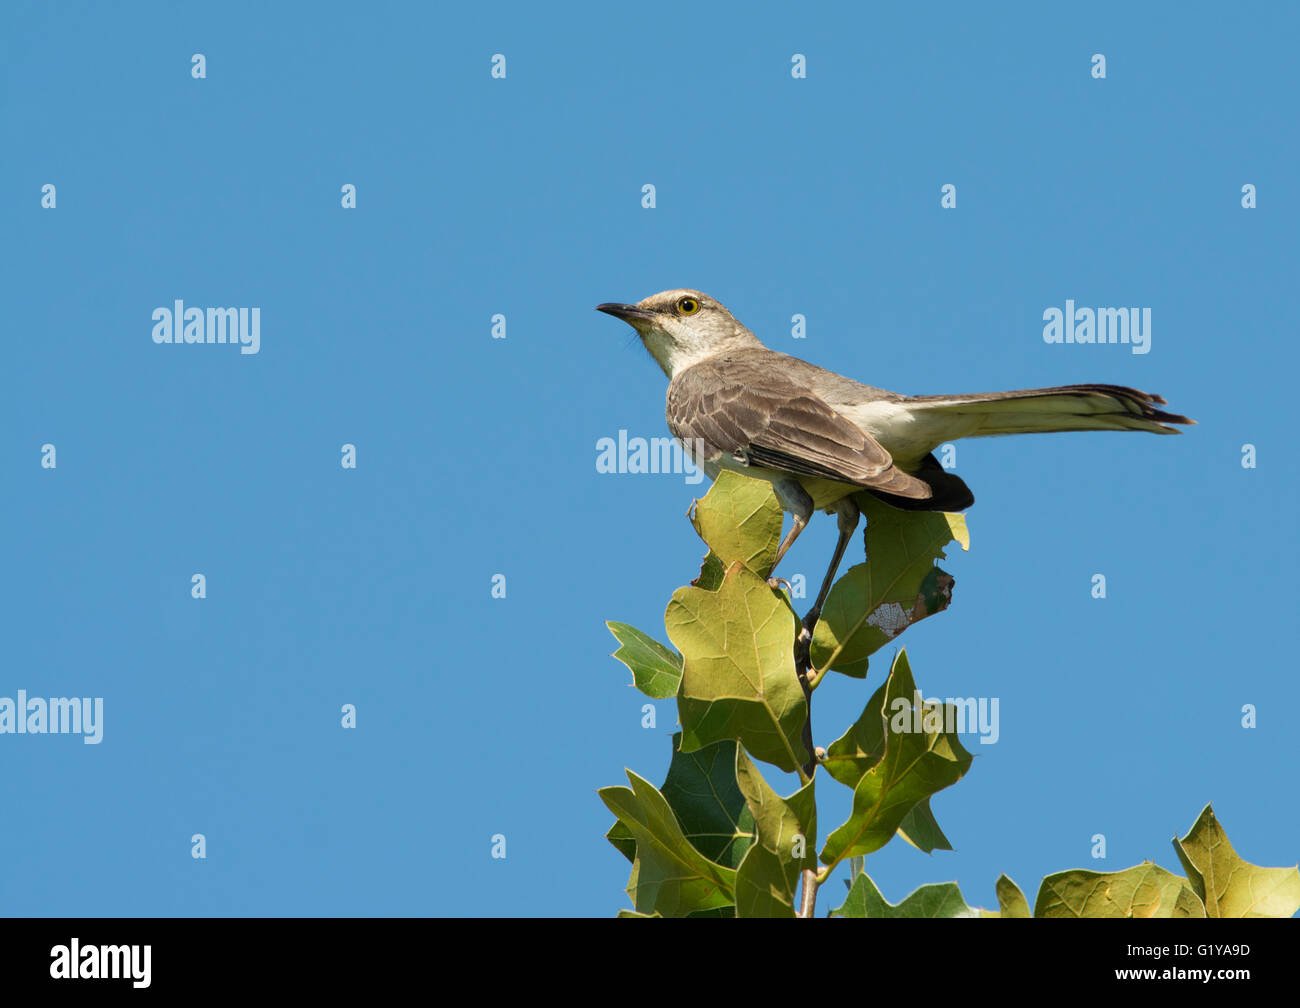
[795,611,820,917]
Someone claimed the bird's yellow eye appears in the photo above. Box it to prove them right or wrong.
[677,297,701,315]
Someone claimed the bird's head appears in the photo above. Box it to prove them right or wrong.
[597,289,761,378]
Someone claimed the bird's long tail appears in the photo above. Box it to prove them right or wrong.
[902,384,1194,437]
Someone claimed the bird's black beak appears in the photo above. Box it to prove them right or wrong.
[596,302,656,324]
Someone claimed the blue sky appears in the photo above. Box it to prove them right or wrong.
[1,1,1295,916]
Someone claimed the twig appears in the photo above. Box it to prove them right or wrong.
[795,614,820,917]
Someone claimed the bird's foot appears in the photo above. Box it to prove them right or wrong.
[794,610,822,673]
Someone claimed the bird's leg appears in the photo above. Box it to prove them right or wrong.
[796,498,861,663]
[791,499,863,920]
[768,479,814,587]
[769,513,807,582]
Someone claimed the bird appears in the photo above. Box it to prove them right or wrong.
[597,288,1194,633]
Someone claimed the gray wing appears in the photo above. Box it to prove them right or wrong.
[666,355,931,499]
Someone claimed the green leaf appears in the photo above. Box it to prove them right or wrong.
[660,734,754,869]
[692,551,726,591]
[666,559,809,774]
[821,675,889,788]
[606,819,636,863]
[605,735,755,873]
[1173,804,1300,918]
[831,873,978,918]
[688,470,784,577]
[898,798,954,853]
[733,746,818,918]
[820,650,973,865]
[995,874,1030,918]
[599,770,737,918]
[811,496,969,677]
[685,906,736,918]
[1034,862,1206,918]
[606,621,682,699]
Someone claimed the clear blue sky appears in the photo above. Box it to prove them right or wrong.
[2,1,1295,916]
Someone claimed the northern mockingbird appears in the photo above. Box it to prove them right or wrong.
[598,288,1193,629]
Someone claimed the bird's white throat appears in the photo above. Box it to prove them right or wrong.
[641,326,763,379]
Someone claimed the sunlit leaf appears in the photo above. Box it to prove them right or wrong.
[1173,804,1300,918]
[832,872,977,918]
[1034,862,1206,918]
[733,746,817,918]
[688,469,784,578]
[667,560,808,773]
[995,874,1030,918]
